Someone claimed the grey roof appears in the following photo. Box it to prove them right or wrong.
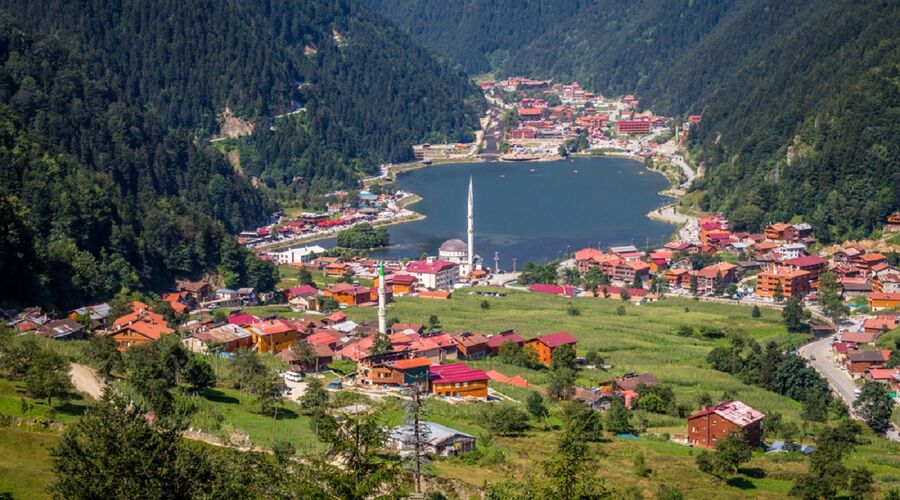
[71,303,111,320]
[439,239,467,253]
[391,421,474,447]
[847,350,885,362]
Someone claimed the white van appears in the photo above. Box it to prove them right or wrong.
[281,371,303,382]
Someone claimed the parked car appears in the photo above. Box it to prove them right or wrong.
[327,380,343,390]
[280,371,303,382]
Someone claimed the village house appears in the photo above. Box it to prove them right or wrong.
[840,331,879,348]
[103,301,175,351]
[367,357,432,387]
[485,330,525,356]
[176,280,213,301]
[869,292,900,311]
[755,266,811,299]
[783,255,828,284]
[764,223,798,243]
[864,368,900,389]
[452,331,490,360]
[405,258,458,290]
[183,323,254,353]
[375,274,418,295]
[863,315,900,334]
[248,319,300,353]
[687,401,765,449]
[430,363,489,399]
[524,331,578,367]
[388,421,476,457]
[323,282,376,307]
[287,285,320,311]
[68,303,111,329]
[34,319,86,341]
[665,268,693,289]
[854,253,887,272]
[875,273,900,294]
[695,262,739,294]
[599,373,661,393]
[846,350,889,376]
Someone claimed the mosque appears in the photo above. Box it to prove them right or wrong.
[438,176,481,278]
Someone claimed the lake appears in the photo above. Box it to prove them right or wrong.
[344,157,674,266]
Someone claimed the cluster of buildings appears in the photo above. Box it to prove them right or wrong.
[830,313,899,383]
[482,77,672,160]
[240,190,414,251]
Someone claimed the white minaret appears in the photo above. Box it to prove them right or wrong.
[377,262,387,335]
[467,176,474,276]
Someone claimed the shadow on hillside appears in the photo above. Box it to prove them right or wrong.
[201,388,240,405]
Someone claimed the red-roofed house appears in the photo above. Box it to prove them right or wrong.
[429,363,489,399]
[863,315,900,334]
[525,332,578,367]
[104,302,175,351]
[367,357,432,387]
[405,258,459,290]
[687,401,765,449]
[869,292,900,311]
[452,331,490,360]
[783,255,828,284]
[486,330,525,356]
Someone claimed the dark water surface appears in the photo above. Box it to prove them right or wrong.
[340,157,674,266]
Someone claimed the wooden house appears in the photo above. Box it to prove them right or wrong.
[687,401,765,449]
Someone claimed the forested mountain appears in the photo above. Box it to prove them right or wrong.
[364,0,592,75]
[370,0,899,241]
[0,0,484,310]
[0,0,483,190]
[0,18,271,310]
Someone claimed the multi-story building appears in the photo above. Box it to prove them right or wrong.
[755,266,811,298]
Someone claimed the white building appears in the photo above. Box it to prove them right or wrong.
[405,257,459,290]
[268,245,326,265]
[777,243,807,261]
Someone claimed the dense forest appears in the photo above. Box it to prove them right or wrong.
[0,17,272,310]
[368,0,900,241]
[0,0,486,310]
[0,0,484,190]
[364,0,592,75]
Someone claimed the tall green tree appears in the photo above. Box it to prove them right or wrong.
[853,381,893,435]
[783,297,810,332]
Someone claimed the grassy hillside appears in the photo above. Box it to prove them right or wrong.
[0,428,57,499]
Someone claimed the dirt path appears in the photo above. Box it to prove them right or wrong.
[69,363,105,399]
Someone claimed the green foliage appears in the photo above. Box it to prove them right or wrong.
[819,272,850,323]
[550,344,577,371]
[335,223,389,250]
[547,367,576,401]
[519,261,559,285]
[696,430,753,477]
[183,356,217,392]
[526,392,549,420]
[790,419,863,499]
[604,399,633,435]
[317,296,340,312]
[369,331,394,357]
[634,384,676,415]
[497,341,538,368]
[24,349,72,405]
[480,404,530,436]
[782,297,811,333]
[300,377,330,415]
[853,381,893,435]
[752,305,762,318]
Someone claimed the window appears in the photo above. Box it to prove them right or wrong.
[463,382,468,387]
[454,382,460,388]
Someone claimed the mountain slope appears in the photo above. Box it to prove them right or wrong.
[0,18,271,310]
[0,0,484,188]
[364,0,592,75]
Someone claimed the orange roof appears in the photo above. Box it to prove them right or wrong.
[390,357,432,370]
[860,253,887,262]
[767,223,792,231]
[125,320,174,340]
[869,292,900,301]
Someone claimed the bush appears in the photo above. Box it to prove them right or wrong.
[480,404,530,436]
[616,305,626,316]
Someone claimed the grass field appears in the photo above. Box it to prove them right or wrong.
[339,286,900,496]
[0,379,91,424]
[0,427,58,499]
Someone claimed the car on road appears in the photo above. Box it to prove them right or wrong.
[280,371,303,382]
[854,388,861,396]
[810,355,816,361]
[327,380,343,390]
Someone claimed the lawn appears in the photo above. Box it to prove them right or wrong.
[345,287,808,421]
[188,386,323,454]
[340,287,900,496]
[0,427,58,499]
[0,379,91,424]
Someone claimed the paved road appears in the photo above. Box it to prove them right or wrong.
[69,363,105,399]
[797,336,857,406]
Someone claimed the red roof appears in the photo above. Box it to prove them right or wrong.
[485,331,525,349]
[530,331,577,348]
[406,260,457,275]
[688,400,765,427]
[429,363,488,385]
[227,313,260,327]
[529,284,575,296]
[389,357,432,370]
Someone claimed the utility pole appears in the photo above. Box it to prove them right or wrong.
[494,251,500,273]
[512,258,517,273]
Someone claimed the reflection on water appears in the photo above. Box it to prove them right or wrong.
[331,158,675,266]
